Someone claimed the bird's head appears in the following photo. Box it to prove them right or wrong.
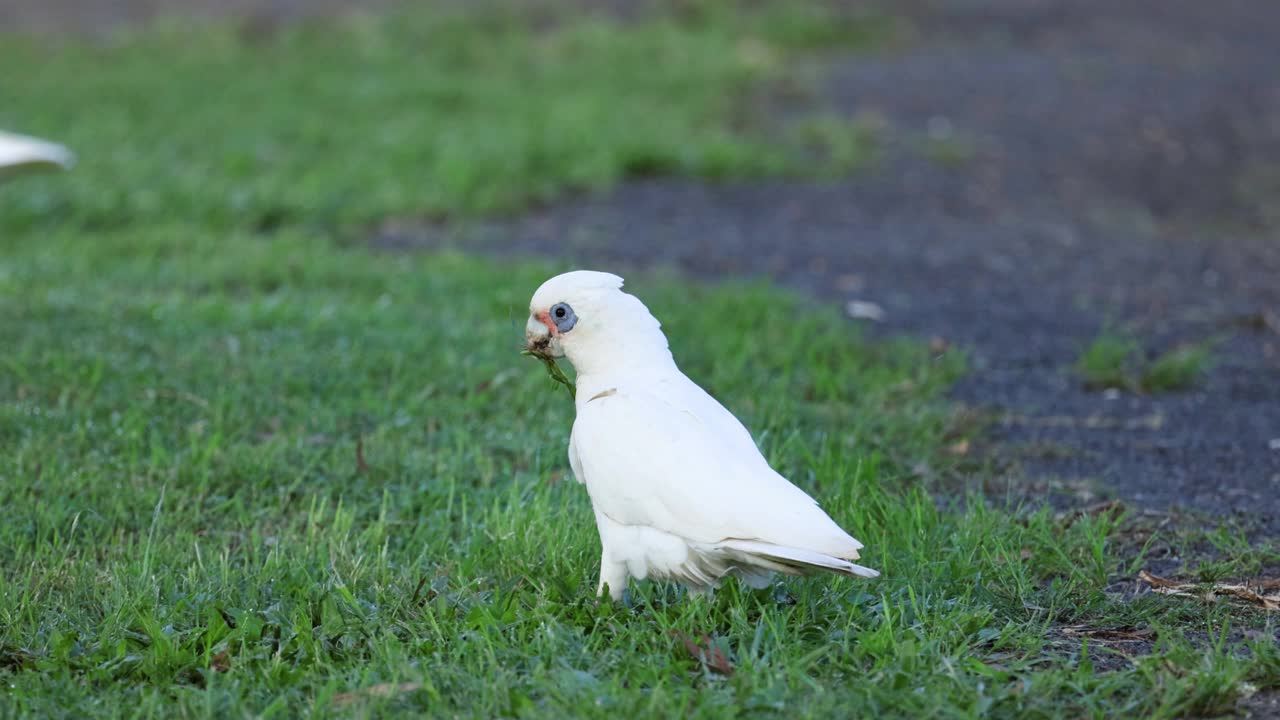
[525,270,673,376]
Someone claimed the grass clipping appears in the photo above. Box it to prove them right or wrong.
[522,350,576,401]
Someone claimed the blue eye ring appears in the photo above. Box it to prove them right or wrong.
[551,302,577,333]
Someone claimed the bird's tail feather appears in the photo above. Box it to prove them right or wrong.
[720,539,880,579]
[0,132,75,173]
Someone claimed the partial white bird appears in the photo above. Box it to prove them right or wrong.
[0,130,75,183]
[525,270,879,601]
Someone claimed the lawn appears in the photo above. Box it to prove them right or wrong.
[2,2,1277,718]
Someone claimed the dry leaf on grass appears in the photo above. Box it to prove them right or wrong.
[1215,586,1280,611]
[1060,625,1155,642]
[210,650,231,672]
[332,682,423,707]
[1137,571,1182,590]
[1138,571,1280,611]
[669,631,734,675]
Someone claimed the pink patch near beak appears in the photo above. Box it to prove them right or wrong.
[537,311,558,335]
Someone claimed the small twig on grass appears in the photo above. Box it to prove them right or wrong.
[355,437,369,474]
[1060,625,1155,642]
[668,630,734,675]
[1138,570,1280,611]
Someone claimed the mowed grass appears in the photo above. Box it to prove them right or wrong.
[6,230,1276,718]
[0,0,881,233]
[2,2,1278,718]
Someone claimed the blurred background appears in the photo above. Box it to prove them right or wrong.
[4,2,1280,713]
[2,0,1277,513]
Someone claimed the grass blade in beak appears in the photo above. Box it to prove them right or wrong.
[521,350,576,401]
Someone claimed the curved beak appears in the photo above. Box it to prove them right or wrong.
[525,313,562,357]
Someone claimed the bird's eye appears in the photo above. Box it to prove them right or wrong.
[550,302,577,333]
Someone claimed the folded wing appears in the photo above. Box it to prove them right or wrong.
[571,386,865,560]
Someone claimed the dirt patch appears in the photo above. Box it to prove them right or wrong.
[1240,691,1280,719]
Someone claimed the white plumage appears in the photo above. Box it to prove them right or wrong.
[0,130,75,183]
[525,270,879,601]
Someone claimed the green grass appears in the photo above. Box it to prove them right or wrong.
[4,229,1277,718]
[1141,343,1215,393]
[1075,331,1141,391]
[0,0,886,233]
[1,2,1275,717]
[1074,330,1214,393]
[916,132,979,168]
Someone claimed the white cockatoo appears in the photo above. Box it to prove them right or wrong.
[0,130,75,183]
[525,270,879,601]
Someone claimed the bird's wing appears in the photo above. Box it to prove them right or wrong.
[567,422,586,485]
[571,386,862,556]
